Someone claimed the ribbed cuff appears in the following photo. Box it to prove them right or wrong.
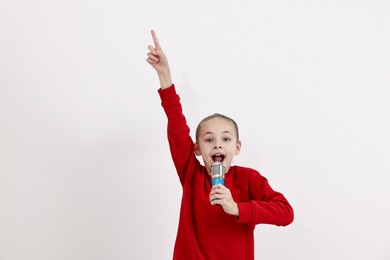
[237,202,253,224]
[158,84,175,98]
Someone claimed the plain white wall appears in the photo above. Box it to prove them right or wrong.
[1,0,389,259]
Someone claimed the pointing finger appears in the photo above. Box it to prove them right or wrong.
[151,30,161,49]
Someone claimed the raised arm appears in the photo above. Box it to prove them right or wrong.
[146,30,172,89]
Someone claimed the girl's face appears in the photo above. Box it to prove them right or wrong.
[195,117,241,175]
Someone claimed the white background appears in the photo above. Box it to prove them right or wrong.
[1,0,390,259]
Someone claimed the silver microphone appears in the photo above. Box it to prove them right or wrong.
[211,162,225,186]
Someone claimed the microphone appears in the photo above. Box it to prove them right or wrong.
[211,162,225,186]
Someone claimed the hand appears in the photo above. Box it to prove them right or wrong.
[146,30,168,72]
[210,184,239,216]
[146,30,172,89]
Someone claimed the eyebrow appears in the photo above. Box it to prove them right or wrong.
[203,131,233,136]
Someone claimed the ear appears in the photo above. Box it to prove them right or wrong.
[235,141,242,155]
[194,142,201,156]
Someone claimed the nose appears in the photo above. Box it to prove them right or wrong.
[214,139,222,149]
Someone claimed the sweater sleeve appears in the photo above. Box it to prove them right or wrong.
[237,171,294,226]
[158,85,197,185]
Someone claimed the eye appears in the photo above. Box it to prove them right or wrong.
[223,137,231,142]
[205,138,213,143]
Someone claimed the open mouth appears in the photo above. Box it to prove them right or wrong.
[212,153,225,162]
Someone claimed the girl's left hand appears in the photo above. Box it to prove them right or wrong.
[210,184,239,216]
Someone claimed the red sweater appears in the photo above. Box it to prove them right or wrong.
[159,85,294,260]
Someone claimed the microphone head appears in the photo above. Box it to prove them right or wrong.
[211,162,225,177]
[211,162,225,186]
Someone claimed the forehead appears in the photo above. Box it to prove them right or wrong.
[199,117,235,135]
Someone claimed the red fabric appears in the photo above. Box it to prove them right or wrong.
[159,85,294,260]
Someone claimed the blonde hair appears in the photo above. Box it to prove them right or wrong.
[195,113,239,143]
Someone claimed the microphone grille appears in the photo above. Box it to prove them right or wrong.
[211,162,225,178]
